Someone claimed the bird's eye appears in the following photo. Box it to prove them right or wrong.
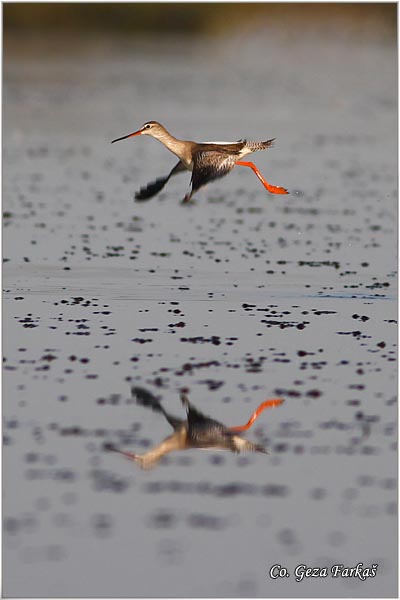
[145,124,151,129]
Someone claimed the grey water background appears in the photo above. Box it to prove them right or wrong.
[3,5,397,598]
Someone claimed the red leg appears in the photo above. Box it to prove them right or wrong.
[229,399,284,432]
[235,161,289,194]
[182,190,195,203]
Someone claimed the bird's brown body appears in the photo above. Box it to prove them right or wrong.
[112,121,289,203]
[112,387,284,470]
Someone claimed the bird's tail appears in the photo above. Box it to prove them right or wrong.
[232,436,268,454]
[252,441,269,454]
[246,138,275,152]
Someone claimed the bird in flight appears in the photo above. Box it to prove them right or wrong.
[111,121,289,203]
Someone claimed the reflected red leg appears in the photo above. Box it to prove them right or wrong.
[235,161,289,194]
[229,399,284,432]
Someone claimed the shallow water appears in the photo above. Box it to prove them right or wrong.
[3,29,397,597]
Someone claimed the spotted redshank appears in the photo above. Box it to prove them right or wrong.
[111,121,289,203]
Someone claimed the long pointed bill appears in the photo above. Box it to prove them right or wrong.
[113,448,139,461]
[111,129,143,144]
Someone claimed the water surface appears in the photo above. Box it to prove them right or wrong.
[3,28,397,597]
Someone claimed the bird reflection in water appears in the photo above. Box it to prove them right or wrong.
[112,387,284,470]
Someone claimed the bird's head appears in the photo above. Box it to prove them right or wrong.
[111,121,166,144]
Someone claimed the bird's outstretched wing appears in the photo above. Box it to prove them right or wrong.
[131,386,160,407]
[180,394,236,450]
[135,160,187,201]
[131,386,183,430]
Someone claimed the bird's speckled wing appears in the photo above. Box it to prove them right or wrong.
[184,400,237,450]
[131,386,183,430]
[190,149,237,192]
[202,140,246,152]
